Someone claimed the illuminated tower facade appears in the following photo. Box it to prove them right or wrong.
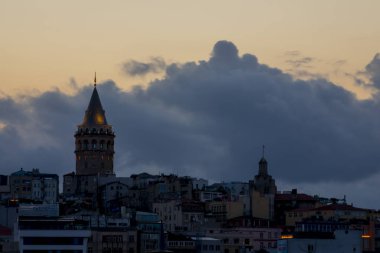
[74,78,115,175]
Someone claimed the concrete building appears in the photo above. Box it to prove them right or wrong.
[192,237,222,253]
[0,225,18,253]
[127,174,194,211]
[196,191,224,203]
[167,233,196,253]
[150,174,193,201]
[167,233,222,253]
[220,182,249,202]
[131,173,159,189]
[278,230,362,253]
[274,189,318,226]
[285,203,369,227]
[205,199,245,225]
[98,181,129,213]
[192,178,208,191]
[135,211,163,253]
[9,168,59,203]
[206,227,281,252]
[0,205,18,230]
[0,175,10,201]
[18,203,59,217]
[15,216,91,253]
[153,200,205,233]
[88,227,137,253]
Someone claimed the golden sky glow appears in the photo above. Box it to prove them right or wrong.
[1,0,380,97]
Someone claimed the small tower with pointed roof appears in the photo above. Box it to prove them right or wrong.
[249,146,277,220]
[258,145,268,176]
[74,76,115,175]
[254,146,276,195]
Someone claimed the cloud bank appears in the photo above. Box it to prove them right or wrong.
[1,41,380,207]
[122,57,166,76]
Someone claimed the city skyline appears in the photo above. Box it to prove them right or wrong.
[1,1,380,209]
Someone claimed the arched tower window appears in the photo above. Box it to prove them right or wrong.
[83,140,89,150]
[107,141,111,150]
[92,140,97,150]
[100,140,105,150]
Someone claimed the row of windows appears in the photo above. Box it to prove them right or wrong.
[288,212,304,217]
[76,140,114,151]
[296,223,349,232]
[108,185,125,191]
[223,242,276,252]
[90,247,131,253]
[168,241,195,247]
[77,127,113,135]
[78,155,113,161]
[101,248,123,253]
[15,184,56,192]
[33,191,56,197]
[23,237,83,245]
[15,187,31,192]
[33,183,56,188]
[202,244,221,251]
[223,232,278,244]
[210,205,227,213]
[25,251,82,253]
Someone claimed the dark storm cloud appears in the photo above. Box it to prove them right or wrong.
[1,41,380,190]
[122,57,166,76]
[349,53,380,90]
[364,53,380,90]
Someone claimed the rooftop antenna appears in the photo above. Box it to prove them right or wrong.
[94,72,97,87]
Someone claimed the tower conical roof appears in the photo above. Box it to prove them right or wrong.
[81,87,108,126]
[259,157,267,164]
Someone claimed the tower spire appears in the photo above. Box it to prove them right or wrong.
[258,145,268,176]
[94,72,97,87]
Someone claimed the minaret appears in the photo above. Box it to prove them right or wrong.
[258,145,268,176]
[254,146,276,195]
[249,146,277,220]
[74,74,115,175]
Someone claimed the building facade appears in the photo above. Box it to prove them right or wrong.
[9,168,59,203]
[15,216,91,253]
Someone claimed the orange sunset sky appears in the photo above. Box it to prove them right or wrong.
[1,0,380,98]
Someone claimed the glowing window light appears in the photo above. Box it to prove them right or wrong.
[281,235,294,239]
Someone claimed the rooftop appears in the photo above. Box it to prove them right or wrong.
[80,86,108,127]
[275,193,316,202]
